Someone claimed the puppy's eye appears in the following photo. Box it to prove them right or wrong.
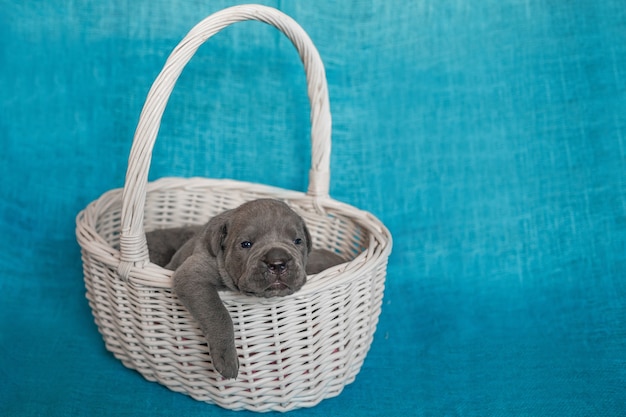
[294,238,303,245]
[241,241,253,249]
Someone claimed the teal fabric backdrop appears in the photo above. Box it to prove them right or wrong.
[1,1,625,415]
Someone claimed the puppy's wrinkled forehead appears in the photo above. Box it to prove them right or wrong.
[230,200,303,238]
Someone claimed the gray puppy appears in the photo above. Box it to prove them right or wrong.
[146,199,343,379]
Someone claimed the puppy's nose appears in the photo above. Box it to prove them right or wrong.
[266,260,286,273]
[263,248,290,274]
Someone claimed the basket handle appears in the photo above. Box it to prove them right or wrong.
[117,4,332,277]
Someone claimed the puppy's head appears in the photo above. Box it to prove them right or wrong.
[205,199,311,297]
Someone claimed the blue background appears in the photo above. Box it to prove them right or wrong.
[1,1,625,415]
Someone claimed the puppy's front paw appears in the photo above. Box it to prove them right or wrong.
[211,344,239,379]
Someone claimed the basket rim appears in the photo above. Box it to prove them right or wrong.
[76,177,392,299]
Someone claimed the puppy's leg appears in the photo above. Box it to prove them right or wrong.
[173,254,239,379]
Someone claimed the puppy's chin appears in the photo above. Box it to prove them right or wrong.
[261,279,306,298]
[259,287,296,298]
[237,271,307,298]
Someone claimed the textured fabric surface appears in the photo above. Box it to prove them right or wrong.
[1,0,625,415]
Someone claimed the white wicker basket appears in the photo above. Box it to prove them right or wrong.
[75,4,392,413]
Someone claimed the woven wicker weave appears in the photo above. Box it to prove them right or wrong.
[75,4,392,412]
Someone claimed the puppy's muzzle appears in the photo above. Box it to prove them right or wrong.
[244,246,304,296]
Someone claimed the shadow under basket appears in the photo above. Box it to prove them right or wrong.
[75,5,392,413]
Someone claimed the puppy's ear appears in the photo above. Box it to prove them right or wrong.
[204,209,233,257]
[302,220,312,255]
